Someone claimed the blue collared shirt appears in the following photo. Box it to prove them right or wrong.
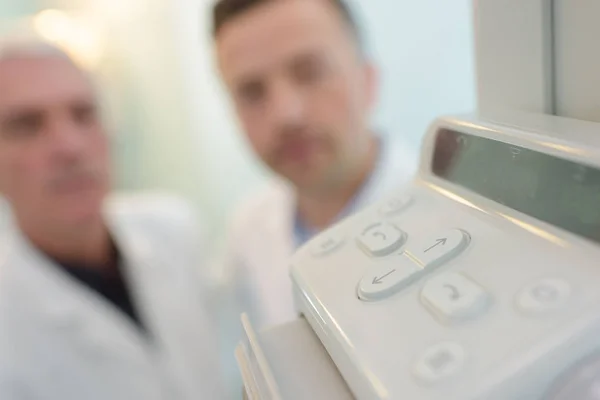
[293,137,388,248]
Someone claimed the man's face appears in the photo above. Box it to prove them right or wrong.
[217,0,377,190]
[0,56,110,227]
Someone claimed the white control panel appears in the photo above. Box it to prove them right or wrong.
[290,114,600,400]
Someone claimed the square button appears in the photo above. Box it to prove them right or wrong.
[421,272,491,324]
[357,222,406,257]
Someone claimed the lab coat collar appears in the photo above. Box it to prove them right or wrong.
[263,178,297,260]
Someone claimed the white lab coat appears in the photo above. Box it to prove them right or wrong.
[218,137,418,331]
[0,193,227,400]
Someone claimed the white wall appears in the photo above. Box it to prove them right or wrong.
[350,0,476,148]
[170,0,270,239]
[554,0,600,123]
[0,0,39,236]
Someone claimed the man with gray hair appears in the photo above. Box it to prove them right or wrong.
[0,39,226,399]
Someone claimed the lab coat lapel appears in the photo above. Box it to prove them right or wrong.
[101,214,192,397]
[266,180,296,262]
[5,229,153,368]
[103,213,172,347]
[267,181,299,318]
[106,212,221,399]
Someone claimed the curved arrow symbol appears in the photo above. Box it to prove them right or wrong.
[372,269,396,284]
[373,232,387,241]
[424,238,447,253]
[443,284,460,300]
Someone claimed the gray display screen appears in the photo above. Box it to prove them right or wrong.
[431,128,600,244]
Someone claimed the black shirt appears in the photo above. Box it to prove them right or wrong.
[54,243,147,334]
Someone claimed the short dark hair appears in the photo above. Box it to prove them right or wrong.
[212,0,363,47]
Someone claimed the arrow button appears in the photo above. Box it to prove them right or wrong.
[406,229,469,270]
[424,238,447,253]
[372,269,396,285]
[358,260,422,301]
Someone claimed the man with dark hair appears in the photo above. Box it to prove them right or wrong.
[213,0,363,45]
[213,0,415,330]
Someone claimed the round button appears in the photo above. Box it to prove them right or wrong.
[310,234,345,257]
[412,342,466,385]
[379,195,412,216]
[516,278,571,315]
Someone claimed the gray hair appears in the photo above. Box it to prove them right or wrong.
[0,37,75,65]
[0,37,95,92]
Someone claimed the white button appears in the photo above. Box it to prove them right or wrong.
[379,195,411,216]
[421,273,491,324]
[358,258,422,301]
[517,278,571,315]
[406,229,469,269]
[413,342,466,384]
[311,234,345,257]
[357,222,406,257]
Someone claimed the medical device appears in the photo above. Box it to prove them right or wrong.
[289,112,600,400]
[235,1,600,398]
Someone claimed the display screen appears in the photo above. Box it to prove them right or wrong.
[432,128,600,244]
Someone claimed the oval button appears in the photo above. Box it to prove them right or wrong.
[311,234,345,257]
[379,194,412,216]
[405,229,469,269]
[358,258,422,301]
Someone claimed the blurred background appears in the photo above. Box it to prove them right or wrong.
[0,0,476,247]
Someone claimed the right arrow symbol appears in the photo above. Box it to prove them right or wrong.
[372,269,396,284]
[424,238,447,253]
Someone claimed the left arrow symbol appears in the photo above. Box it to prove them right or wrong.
[372,269,396,284]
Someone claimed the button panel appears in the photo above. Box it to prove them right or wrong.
[358,260,423,301]
[357,222,406,257]
[413,342,466,385]
[356,227,472,301]
[405,229,469,269]
[516,278,572,315]
[421,273,491,324]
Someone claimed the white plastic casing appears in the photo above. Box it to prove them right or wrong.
[290,113,600,400]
